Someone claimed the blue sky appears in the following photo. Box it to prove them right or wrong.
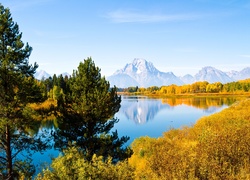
[2,0,250,76]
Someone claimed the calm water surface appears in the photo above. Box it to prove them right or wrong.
[33,96,239,172]
[113,96,236,145]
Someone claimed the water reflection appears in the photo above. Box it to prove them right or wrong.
[161,97,237,109]
[120,96,170,124]
[30,96,241,175]
[119,96,239,125]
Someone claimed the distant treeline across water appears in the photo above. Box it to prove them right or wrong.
[118,78,250,95]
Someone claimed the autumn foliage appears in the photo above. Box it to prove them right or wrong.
[129,98,250,179]
[121,79,250,95]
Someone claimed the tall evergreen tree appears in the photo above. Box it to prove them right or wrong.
[0,4,48,179]
[55,57,132,161]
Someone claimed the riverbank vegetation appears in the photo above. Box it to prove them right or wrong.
[36,98,250,179]
[120,79,250,96]
[129,98,250,179]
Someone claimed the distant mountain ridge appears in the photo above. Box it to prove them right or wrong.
[226,67,250,81]
[35,70,70,80]
[107,58,250,88]
[194,66,232,84]
[35,59,250,87]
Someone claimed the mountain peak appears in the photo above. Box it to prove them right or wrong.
[132,58,157,74]
[201,66,218,72]
[108,58,183,87]
[132,58,146,63]
[132,58,148,66]
[35,70,51,80]
[195,66,231,83]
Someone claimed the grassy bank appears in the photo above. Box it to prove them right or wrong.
[129,98,250,179]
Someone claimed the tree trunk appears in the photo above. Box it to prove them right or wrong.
[6,125,13,180]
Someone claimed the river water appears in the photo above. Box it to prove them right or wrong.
[32,96,240,173]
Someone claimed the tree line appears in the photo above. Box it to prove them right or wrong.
[121,80,250,95]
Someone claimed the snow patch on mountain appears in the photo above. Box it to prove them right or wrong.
[35,70,51,80]
[194,66,232,83]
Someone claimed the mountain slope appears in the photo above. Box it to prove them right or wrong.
[108,58,183,88]
[180,74,195,84]
[35,70,51,80]
[108,74,139,88]
[228,67,250,81]
[194,66,232,83]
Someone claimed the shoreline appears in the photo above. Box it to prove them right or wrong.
[117,92,250,98]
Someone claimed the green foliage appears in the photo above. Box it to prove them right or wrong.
[54,57,132,161]
[127,86,138,93]
[0,4,50,179]
[36,146,135,180]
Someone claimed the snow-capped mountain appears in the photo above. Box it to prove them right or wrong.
[35,70,51,80]
[227,67,250,81]
[35,70,71,80]
[108,59,250,88]
[61,72,71,78]
[180,74,195,84]
[34,60,250,87]
[238,67,250,80]
[107,58,183,88]
[194,66,232,84]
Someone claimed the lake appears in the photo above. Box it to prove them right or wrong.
[32,96,240,173]
[113,96,238,145]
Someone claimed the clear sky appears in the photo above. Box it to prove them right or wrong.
[1,0,250,76]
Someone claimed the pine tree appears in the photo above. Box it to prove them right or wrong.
[55,57,132,161]
[0,4,48,179]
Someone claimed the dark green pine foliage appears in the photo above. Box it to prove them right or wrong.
[55,57,132,161]
[0,4,48,179]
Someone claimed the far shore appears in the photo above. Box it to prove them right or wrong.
[117,91,250,98]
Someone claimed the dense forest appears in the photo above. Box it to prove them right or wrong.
[1,3,250,180]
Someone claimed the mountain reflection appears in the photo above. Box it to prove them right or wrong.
[119,96,171,124]
[118,96,238,124]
